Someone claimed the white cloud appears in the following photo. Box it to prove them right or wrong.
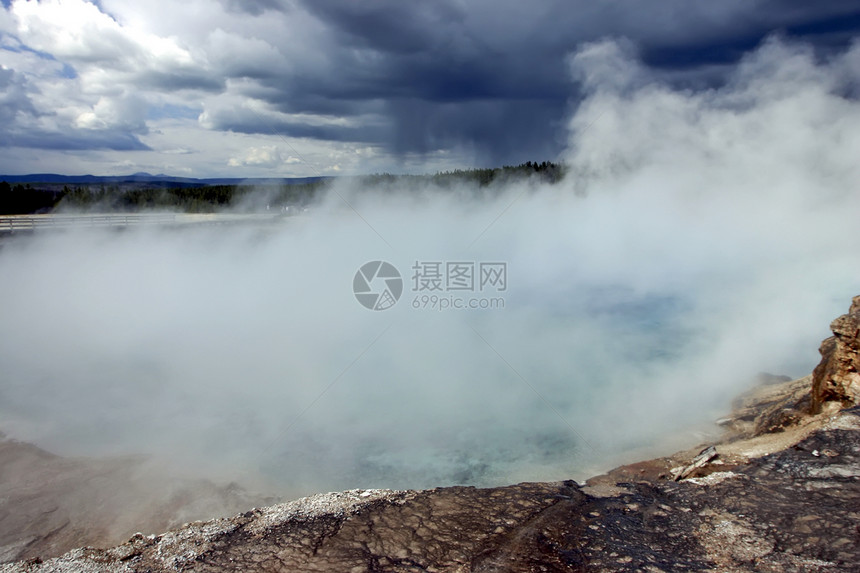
[204,28,288,77]
[228,145,284,168]
[74,92,149,133]
[0,0,238,163]
[12,0,197,70]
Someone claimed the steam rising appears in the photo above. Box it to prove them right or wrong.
[2,37,859,496]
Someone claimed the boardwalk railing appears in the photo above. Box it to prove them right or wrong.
[0,214,178,232]
[0,213,296,233]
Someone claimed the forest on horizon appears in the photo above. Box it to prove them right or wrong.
[0,161,563,215]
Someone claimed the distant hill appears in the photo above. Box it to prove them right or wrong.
[0,162,564,214]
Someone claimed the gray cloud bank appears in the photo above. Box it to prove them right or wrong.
[1,0,859,173]
[1,38,859,495]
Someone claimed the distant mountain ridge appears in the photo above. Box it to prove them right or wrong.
[0,173,329,186]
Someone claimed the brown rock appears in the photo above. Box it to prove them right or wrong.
[718,375,812,438]
[811,295,860,413]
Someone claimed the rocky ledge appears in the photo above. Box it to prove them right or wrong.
[3,297,860,573]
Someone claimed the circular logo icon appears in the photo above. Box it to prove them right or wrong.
[353,261,403,311]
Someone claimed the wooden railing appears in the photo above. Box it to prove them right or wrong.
[0,214,177,232]
[0,213,293,233]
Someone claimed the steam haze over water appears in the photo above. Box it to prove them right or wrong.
[2,38,860,495]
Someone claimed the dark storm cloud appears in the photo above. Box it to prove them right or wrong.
[220,0,284,16]
[138,70,225,93]
[201,102,388,143]
[0,66,37,123]
[302,1,467,54]
[2,129,150,151]
[257,0,860,165]
[386,98,565,165]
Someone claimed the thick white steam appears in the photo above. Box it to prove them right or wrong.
[1,37,859,495]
